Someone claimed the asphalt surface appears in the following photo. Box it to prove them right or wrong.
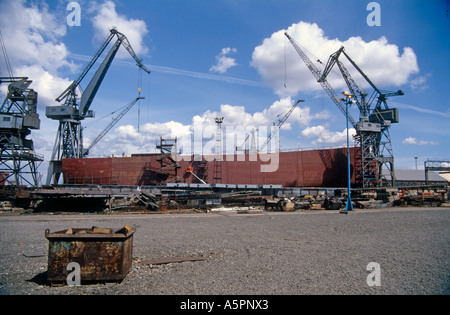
[0,207,449,296]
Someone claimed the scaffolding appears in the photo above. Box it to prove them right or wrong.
[156,137,181,185]
[213,117,224,183]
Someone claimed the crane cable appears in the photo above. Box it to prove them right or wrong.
[137,68,143,132]
[0,30,14,78]
[284,36,287,88]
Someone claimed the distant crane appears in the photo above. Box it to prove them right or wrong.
[82,96,144,157]
[285,32,402,187]
[46,29,150,185]
[259,99,304,153]
[236,128,256,154]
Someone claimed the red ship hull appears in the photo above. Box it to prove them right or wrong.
[62,147,356,188]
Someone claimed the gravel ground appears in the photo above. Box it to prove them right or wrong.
[0,207,449,296]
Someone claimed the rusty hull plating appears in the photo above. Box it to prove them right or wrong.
[61,147,357,187]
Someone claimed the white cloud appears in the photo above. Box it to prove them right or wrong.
[210,47,238,74]
[251,21,419,97]
[301,125,356,147]
[0,0,75,108]
[14,65,72,108]
[0,0,70,73]
[0,0,78,166]
[410,73,432,91]
[92,1,149,58]
[87,97,329,156]
[402,137,438,146]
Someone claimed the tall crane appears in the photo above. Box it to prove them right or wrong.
[259,99,304,152]
[318,46,403,187]
[46,29,150,185]
[285,32,402,187]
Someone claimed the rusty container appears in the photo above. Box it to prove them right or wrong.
[45,226,135,283]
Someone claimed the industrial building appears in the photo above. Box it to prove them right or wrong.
[383,169,448,187]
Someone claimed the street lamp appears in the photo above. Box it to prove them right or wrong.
[341,91,355,212]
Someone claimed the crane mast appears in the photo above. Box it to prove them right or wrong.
[46,29,150,185]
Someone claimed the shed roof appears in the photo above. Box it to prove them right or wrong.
[383,169,447,182]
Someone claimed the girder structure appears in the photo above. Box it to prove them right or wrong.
[0,77,43,187]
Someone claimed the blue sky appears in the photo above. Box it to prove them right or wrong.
[0,0,449,176]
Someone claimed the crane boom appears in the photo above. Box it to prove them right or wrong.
[259,99,304,152]
[56,31,116,103]
[320,46,369,116]
[54,29,150,119]
[83,96,144,157]
[284,32,357,127]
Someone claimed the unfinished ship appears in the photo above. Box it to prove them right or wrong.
[61,146,357,188]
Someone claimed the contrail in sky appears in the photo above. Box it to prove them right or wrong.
[390,101,450,118]
[69,53,265,88]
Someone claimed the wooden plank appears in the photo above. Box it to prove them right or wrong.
[139,256,206,265]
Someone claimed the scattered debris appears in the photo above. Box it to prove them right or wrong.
[0,184,447,214]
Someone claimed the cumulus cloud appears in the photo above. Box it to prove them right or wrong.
[92,1,149,58]
[87,97,330,156]
[251,21,419,97]
[301,125,356,147]
[0,0,70,71]
[0,0,75,107]
[210,47,238,74]
[403,137,437,146]
[409,73,432,91]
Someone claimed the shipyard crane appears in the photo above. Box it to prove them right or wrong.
[236,129,256,154]
[284,32,402,187]
[259,99,304,152]
[0,30,43,187]
[318,46,403,187]
[82,96,144,157]
[46,28,151,185]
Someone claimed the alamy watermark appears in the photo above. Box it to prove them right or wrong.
[67,2,381,28]
[172,123,281,173]
[65,261,381,287]
[366,262,381,287]
[66,262,81,286]
[67,2,81,27]
[367,2,381,27]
